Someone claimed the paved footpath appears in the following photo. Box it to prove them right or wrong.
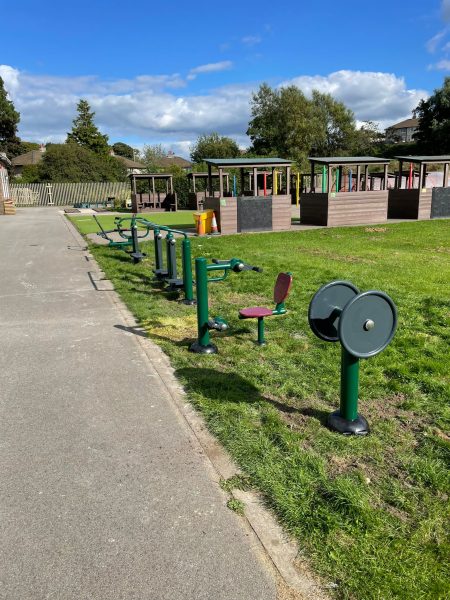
[0,208,276,600]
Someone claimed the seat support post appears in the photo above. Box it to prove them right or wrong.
[257,317,266,345]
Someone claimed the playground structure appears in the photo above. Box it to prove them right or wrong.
[190,257,263,354]
[202,158,293,234]
[130,173,177,213]
[309,281,397,435]
[300,157,391,226]
[388,155,450,220]
[186,172,230,211]
[239,272,293,345]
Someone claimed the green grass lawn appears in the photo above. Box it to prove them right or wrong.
[69,210,196,235]
[73,217,450,600]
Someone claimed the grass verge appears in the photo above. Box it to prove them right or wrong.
[72,216,450,600]
[69,210,195,235]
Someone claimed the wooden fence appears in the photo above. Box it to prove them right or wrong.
[10,182,130,207]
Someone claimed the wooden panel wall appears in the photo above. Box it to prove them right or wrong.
[300,193,328,225]
[272,194,292,230]
[204,197,238,235]
[387,189,420,219]
[418,189,432,220]
[328,191,388,226]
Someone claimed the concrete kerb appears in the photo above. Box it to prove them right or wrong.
[63,214,330,600]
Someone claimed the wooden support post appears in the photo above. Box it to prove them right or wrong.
[192,175,196,193]
[170,176,173,194]
[310,161,315,193]
[364,165,369,191]
[286,166,291,195]
[398,161,403,189]
[240,168,244,196]
[207,164,212,197]
[383,164,388,190]
[356,165,360,192]
[443,163,449,188]
[225,173,229,193]
[327,166,332,193]
[338,166,343,192]
[253,167,258,195]
[419,164,427,190]
[219,168,224,197]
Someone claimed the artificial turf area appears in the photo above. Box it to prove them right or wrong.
[71,215,450,600]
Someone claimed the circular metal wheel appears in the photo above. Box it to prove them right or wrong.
[339,290,397,358]
[308,281,360,342]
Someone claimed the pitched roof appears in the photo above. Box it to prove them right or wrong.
[11,149,44,166]
[114,155,146,169]
[388,118,419,130]
[155,155,192,169]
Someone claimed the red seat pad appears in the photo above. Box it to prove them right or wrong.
[239,307,273,318]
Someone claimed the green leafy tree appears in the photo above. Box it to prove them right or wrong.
[310,90,357,156]
[414,77,450,153]
[0,76,22,157]
[141,143,166,170]
[37,144,126,182]
[353,121,386,156]
[66,99,109,155]
[18,141,41,154]
[190,132,240,163]
[112,141,136,160]
[247,83,359,167]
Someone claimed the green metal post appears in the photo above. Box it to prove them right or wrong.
[154,227,162,269]
[189,258,218,353]
[257,318,266,345]
[340,347,360,421]
[165,232,174,280]
[322,165,326,193]
[181,238,195,304]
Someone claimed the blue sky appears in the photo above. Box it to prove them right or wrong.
[2,0,450,156]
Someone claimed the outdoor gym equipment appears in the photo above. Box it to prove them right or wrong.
[190,257,262,354]
[308,280,397,435]
[135,218,195,305]
[239,272,293,345]
[93,215,133,249]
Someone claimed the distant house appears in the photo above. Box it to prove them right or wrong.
[11,145,46,177]
[385,118,419,143]
[110,151,146,174]
[154,151,192,171]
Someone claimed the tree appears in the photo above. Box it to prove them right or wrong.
[141,143,166,171]
[414,77,450,153]
[112,141,136,160]
[247,83,359,167]
[0,76,22,158]
[310,90,357,156]
[190,132,240,163]
[66,99,109,155]
[37,144,126,182]
[353,121,386,156]
[19,141,41,154]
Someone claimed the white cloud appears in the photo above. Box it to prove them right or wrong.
[426,29,447,52]
[1,65,428,153]
[429,59,450,70]
[241,35,262,46]
[187,61,233,80]
[283,70,428,129]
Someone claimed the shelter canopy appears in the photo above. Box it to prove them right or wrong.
[308,156,390,166]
